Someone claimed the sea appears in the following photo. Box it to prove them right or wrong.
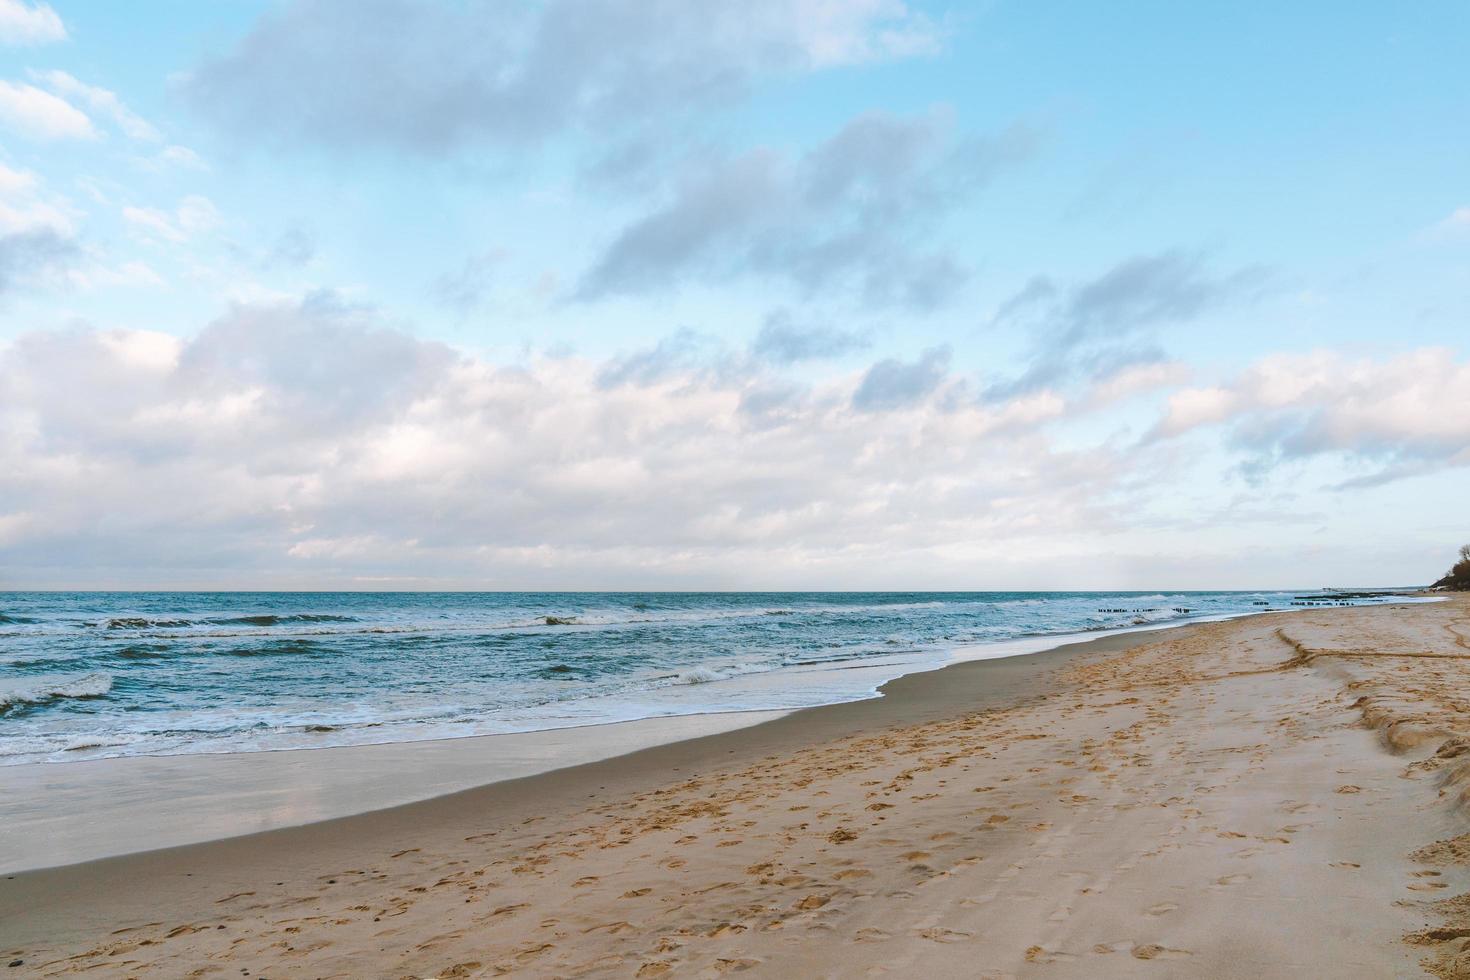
[0,590,1409,766]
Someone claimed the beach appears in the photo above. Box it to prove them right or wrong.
[4,597,1470,978]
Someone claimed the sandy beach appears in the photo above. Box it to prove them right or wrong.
[5,597,1470,978]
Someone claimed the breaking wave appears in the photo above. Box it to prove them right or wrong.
[0,673,115,713]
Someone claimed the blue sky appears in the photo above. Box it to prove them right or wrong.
[0,0,1466,589]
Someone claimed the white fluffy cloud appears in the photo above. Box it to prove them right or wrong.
[30,69,159,141]
[1153,347,1470,485]
[0,297,1148,586]
[0,0,65,45]
[2,300,1464,585]
[0,79,96,140]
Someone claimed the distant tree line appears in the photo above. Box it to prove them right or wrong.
[1433,544,1470,591]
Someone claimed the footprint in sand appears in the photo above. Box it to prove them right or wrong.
[708,923,748,938]
[490,903,529,916]
[1145,902,1178,916]
[711,958,761,972]
[1132,943,1192,960]
[1215,874,1251,886]
[1024,945,1077,963]
[853,928,891,942]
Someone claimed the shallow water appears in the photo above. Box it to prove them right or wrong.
[0,590,1402,765]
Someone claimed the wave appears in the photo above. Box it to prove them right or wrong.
[115,644,170,660]
[103,613,359,630]
[0,672,114,713]
[212,614,360,626]
[673,666,725,684]
[104,617,193,630]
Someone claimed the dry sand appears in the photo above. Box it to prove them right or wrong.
[4,597,1470,978]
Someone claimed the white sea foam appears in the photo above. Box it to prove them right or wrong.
[673,666,725,685]
[0,672,114,712]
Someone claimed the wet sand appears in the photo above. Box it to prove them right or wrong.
[4,598,1469,978]
[0,710,793,873]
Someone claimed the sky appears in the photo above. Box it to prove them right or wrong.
[0,0,1467,591]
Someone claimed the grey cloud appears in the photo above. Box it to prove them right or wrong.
[749,310,868,364]
[0,227,77,294]
[596,327,713,388]
[182,0,940,155]
[852,346,950,411]
[579,149,781,296]
[578,113,1035,309]
[988,251,1268,398]
[738,378,807,427]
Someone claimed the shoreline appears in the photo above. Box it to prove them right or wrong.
[2,619,1172,940]
[6,598,1468,978]
[0,615,1266,875]
[3,591,1371,771]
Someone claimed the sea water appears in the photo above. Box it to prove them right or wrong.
[0,590,1404,765]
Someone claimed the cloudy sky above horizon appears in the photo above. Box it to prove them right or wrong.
[1,0,1467,590]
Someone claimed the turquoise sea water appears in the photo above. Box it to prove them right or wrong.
[0,590,1400,765]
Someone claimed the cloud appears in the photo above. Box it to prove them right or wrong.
[750,309,868,364]
[0,162,73,233]
[122,195,221,244]
[851,346,951,411]
[1151,347,1470,485]
[578,112,1034,309]
[596,327,715,388]
[0,79,96,140]
[988,250,1269,397]
[0,299,1153,587]
[0,0,65,45]
[0,162,78,292]
[29,69,159,140]
[1436,206,1470,234]
[182,0,941,155]
[156,144,207,170]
